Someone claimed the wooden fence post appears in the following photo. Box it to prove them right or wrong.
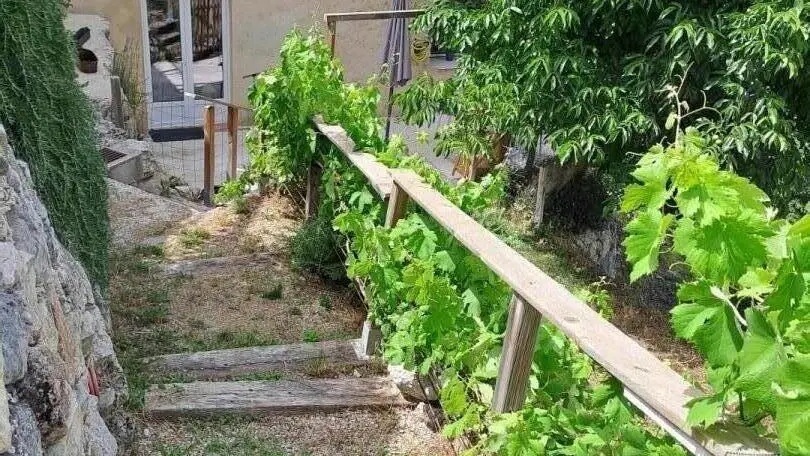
[359,182,410,357]
[305,163,322,220]
[203,105,215,206]
[328,21,337,56]
[492,293,542,413]
[227,106,239,178]
[110,76,124,129]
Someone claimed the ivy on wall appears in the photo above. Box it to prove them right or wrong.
[0,0,109,286]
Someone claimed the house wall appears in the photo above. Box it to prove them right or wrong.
[230,0,453,107]
[70,0,452,118]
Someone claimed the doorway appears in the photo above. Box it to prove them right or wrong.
[141,0,231,129]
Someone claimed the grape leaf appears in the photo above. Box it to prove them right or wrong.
[686,394,725,427]
[735,308,786,411]
[673,212,771,284]
[623,210,674,282]
[774,356,810,456]
[672,281,743,366]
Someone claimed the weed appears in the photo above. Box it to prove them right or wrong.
[302,329,321,343]
[231,196,250,215]
[303,357,337,378]
[318,295,332,310]
[578,277,614,320]
[126,304,169,325]
[146,289,170,304]
[230,371,283,382]
[130,244,165,258]
[290,215,346,281]
[259,283,283,300]
[179,228,211,248]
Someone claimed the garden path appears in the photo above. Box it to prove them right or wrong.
[107,184,452,455]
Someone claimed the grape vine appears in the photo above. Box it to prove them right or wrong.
[220,29,688,455]
[622,123,810,454]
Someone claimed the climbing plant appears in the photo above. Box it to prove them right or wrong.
[0,0,109,286]
[622,89,810,453]
[221,29,688,455]
[399,0,810,216]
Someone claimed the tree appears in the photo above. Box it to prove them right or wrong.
[397,0,810,216]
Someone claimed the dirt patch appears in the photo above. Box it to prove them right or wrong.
[162,192,302,260]
[135,409,452,456]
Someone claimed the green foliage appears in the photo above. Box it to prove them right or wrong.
[0,0,109,286]
[622,127,809,454]
[235,29,686,455]
[259,283,283,301]
[402,0,810,214]
[290,214,346,282]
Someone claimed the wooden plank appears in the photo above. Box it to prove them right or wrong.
[492,294,542,413]
[324,9,425,25]
[160,253,278,277]
[183,91,253,112]
[227,106,239,178]
[145,377,408,417]
[389,169,776,456]
[312,117,393,199]
[202,104,215,206]
[142,340,369,380]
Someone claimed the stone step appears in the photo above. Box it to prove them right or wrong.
[159,253,279,277]
[145,377,408,417]
[142,339,369,380]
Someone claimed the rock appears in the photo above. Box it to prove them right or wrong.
[387,365,438,402]
[413,402,443,432]
[5,404,43,456]
[0,292,32,384]
[0,123,125,455]
[0,339,12,452]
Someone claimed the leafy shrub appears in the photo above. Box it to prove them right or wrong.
[0,0,109,286]
[290,215,346,282]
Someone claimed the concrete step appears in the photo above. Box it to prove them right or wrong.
[145,377,408,417]
[142,339,369,380]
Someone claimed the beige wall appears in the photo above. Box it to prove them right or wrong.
[70,0,144,70]
[71,0,451,117]
[230,0,452,108]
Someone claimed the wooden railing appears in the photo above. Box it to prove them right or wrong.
[310,117,777,456]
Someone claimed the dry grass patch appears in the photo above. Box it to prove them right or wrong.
[135,409,452,456]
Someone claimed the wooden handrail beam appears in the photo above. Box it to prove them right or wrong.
[324,9,426,25]
[312,117,393,200]
[184,92,253,112]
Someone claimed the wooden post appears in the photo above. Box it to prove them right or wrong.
[110,76,124,129]
[492,293,542,413]
[202,105,215,206]
[328,21,337,56]
[305,163,322,220]
[227,106,239,178]
[359,182,410,356]
[531,166,548,228]
[385,182,409,228]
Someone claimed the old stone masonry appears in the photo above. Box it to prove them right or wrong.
[0,124,127,456]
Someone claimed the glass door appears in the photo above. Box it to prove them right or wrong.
[145,0,227,129]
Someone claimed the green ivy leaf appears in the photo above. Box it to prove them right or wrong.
[623,210,674,282]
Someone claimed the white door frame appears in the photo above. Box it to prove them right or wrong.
[139,0,232,128]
